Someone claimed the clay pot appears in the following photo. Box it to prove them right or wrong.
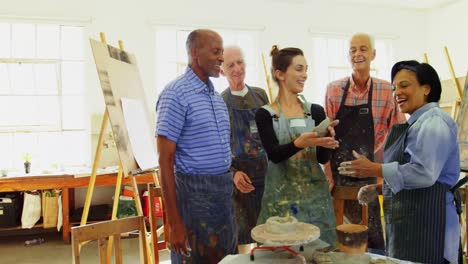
[336,224,368,255]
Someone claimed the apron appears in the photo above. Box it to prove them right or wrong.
[257,95,337,245]
[330,78,385,250]
[171,171,237,264]
[383,122,448,263]
[227,86,268,245]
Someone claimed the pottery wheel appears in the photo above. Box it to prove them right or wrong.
[251,222,320,246]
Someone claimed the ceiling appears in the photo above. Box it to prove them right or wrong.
[330,0,461,10]
[271,0,462,10]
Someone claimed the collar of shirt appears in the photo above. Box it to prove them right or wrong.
[230,85,248,97]
[408,102,439,125]
[347,75,371,95]
[185,67,215,95]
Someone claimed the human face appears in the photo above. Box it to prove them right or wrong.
[192,32,224,81]
[277,55,308,94]
[392,69,430,115]
[222,48,245,90]
[348,35,375,73]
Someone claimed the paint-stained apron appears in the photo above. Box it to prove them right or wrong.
[257,95,336,245]
[383,122,448,263]
[227,86,268,245]
[330,79,385,250]
[171,171,237,264]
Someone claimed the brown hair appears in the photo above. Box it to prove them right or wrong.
[270,45,304,83]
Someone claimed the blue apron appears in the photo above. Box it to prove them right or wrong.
[227,86,268,244]
[171,171,237,264]
[383,122,448,263]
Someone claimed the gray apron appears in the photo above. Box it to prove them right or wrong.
[383,122,448,263]
[257,95,337,245]
[171,171,237,264]
[227,86,268,244]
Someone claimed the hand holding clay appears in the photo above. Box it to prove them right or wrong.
[313,118,339,137]
[357,184,379,205]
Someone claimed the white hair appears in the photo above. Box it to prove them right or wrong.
[349,32,375,51]
[223,45,245,60]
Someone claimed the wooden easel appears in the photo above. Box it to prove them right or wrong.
[443,46,462,120]
[261,53,274,102]
[424,47,462,119]
[77,32,165,264]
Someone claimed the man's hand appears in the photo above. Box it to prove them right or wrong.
[157,136,191,256]
[357,184,379,205]
[234,171,255,193]
[337,150,382,178]
[170,220,191,257]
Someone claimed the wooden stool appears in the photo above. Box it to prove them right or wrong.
[71,216,147,264]
[148,183,169,262]
[332,186,368,226]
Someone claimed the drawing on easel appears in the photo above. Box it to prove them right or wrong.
[457,72,468,170]
[90,39,157,174]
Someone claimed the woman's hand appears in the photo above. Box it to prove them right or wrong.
[233,171,255,193]
[294,132,339,149]
[337,150,382,178]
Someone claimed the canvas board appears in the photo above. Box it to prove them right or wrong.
[90,39,157,175]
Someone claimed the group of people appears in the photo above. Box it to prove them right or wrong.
[155,29,462,264]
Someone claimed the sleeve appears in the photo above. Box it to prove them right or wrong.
[255,88,270,105]
[324,83,338,120]
[382,115,454,194]
[255,108,302,163]
[155,87,187,143]
[311,104,331,164]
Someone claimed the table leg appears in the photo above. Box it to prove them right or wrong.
[62,188,70,243]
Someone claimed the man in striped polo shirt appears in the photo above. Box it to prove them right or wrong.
[155,29,236,264]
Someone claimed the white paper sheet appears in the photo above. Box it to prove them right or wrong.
[121,97,158,170]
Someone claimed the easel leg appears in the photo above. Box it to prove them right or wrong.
[106,165,124,261]
[80,109,109,228]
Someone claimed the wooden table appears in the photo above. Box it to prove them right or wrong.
[0,172,156,243]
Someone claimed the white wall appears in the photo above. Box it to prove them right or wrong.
[427,0,467,80]
[2,0,464,205]
[1,0,431,111]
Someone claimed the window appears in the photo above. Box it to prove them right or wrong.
[306,34,394,105]
[0,23,88,172]
[155,26,263,96]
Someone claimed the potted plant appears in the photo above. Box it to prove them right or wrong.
[23,153,32,174]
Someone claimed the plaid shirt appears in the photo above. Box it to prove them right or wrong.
[325,76,406,162]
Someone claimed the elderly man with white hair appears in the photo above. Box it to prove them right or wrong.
[324,32,406,255]
[221,46,269,253]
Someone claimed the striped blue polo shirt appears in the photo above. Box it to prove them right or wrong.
[155,67,231,175]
